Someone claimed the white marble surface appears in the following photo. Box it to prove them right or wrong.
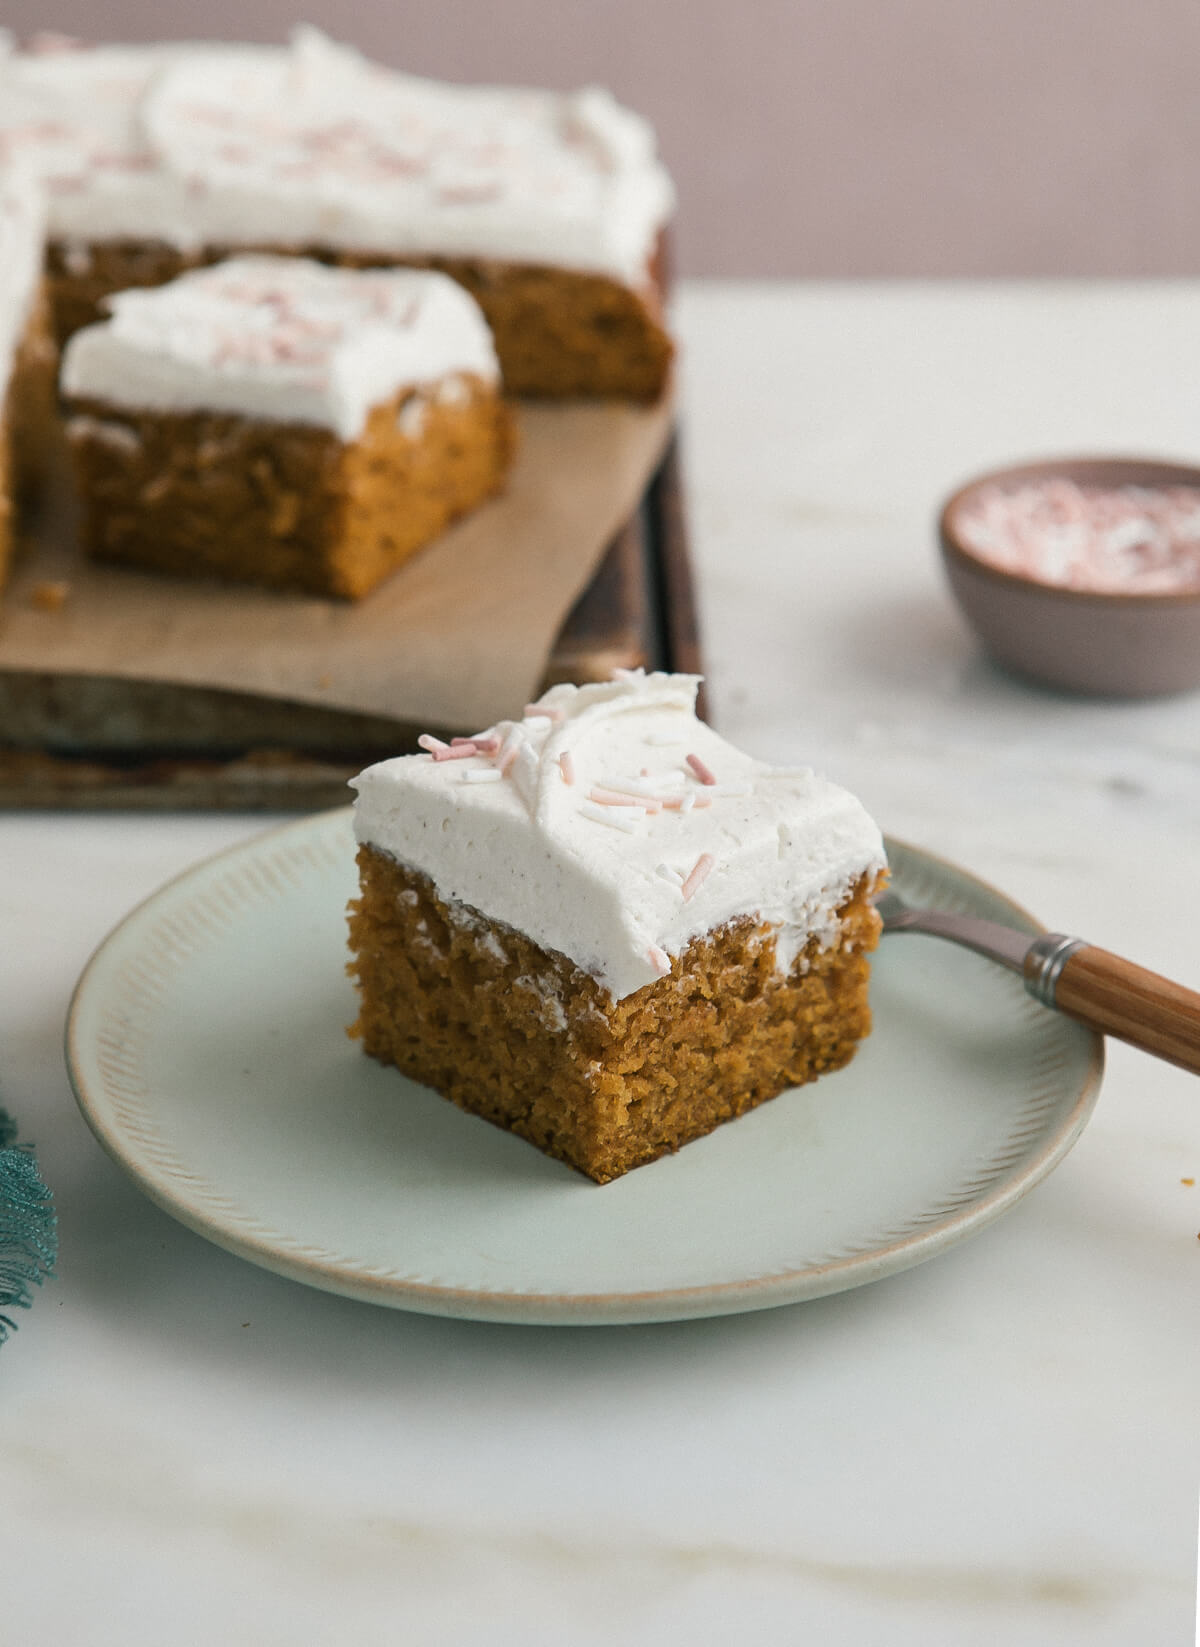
[5,282,1199,1645]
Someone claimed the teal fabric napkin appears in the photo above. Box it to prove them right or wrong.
[0,1105,57,1342]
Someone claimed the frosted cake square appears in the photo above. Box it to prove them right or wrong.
[59,255,515,599]
[348,672,887,1183]
[2,30,674,401]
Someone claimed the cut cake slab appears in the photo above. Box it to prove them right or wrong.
[1,30,675,400]
[59,255,515,599]
[348,672,887,1182]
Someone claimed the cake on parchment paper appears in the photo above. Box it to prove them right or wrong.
[348,671,887,1183]
[59,255,515,599]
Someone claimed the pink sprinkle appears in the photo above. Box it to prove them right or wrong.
[589,786,660,810]
[592,779,675,807]
[498,738,522,776]
[955,479,1200,593]
[524,703,564,722]
[686,753,718,786]
[450,736,475,746]
[647,944,672,977]
[472,735,501,754]
[559,751,576,785]
[418,733,480,762]
[680,852,716,903]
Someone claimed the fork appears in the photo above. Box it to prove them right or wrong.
[876,889,1200,1074]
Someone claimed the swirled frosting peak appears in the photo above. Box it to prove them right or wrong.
[351,672,886,1001]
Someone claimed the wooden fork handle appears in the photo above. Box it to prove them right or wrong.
[1028,940,1200,1074]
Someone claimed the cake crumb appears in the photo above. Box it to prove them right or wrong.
[30,580,71,611]
[1182,1176,1195,1186]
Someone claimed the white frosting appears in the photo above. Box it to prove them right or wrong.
[351,673,887,1002]
[0,30,674,284]
[0,41,259,248]
[59,255,499,438]
[0,157,45,400]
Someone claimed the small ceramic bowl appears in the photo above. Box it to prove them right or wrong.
[939,456,1200,696]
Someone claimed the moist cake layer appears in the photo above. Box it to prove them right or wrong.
[65,374,513,598]
[349,844,882,1184]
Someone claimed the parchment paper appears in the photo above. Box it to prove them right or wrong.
[0,390,674,734]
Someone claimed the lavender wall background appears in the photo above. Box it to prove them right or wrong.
[8,0,1200,278]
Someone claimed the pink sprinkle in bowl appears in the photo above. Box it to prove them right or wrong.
[938,456,1200,697]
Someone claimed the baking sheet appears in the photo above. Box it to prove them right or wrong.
[1,389,675,735]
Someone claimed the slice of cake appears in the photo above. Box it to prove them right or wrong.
[2,29,675,400]
[59,255,515,599]
[348,672,887,1183]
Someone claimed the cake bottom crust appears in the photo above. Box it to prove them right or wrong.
[347,844,883,1184]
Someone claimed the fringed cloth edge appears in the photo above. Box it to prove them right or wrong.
[0,1106,57,1342]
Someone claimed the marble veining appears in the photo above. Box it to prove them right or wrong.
[2,284,1198,1646]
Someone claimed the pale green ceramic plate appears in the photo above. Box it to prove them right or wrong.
[65,809,1103,1325]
